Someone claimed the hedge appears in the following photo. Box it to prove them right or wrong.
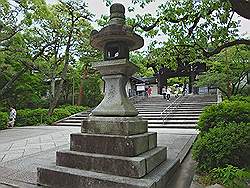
[192,122,250,172]
[0,112,8,129]
[15,105,88,127]
[197,100,250,134]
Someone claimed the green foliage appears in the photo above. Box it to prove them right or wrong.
[16,108,48,127]
[229,96,250,103]
[0,112,8,129]
[130,52,155,77]
[59,105,88,115]
[82,76,103,107]
[197,100,250,133]
[15,105,88,127]
[197,46,250,99]
[192,122,250,172]
[209,165,250,188]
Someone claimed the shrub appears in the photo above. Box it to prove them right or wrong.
[197,100,250,133]
[59,105,88,114]
[16,108,48,127]
[0,112,8,129]
[229,95,250,103]
[209,165,250,188]
[192,122,250,172]
[15,105,88,127]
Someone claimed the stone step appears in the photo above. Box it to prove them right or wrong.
[56,122,82,126]
[74,114,90,117]
[138,111,202,114]
[136,106,204,109]
[148,124,196,129]
[148,128,199,135]
[70,132,157,157]
[137,107,202,111]
[137,108,203,111]
[56,119,199,127]
[136,108,166,110]
[135,102,213,106]
[135,106,167,109]
[179,103,215,106]
[37,157,180,188]
[135,106,206,109]
[141,116,199,120]
[138,114,200,117]
[56,146,167,178]
[61,119,85,123]
[68,117,87,120]
[170,111,202,114]
[147,120,197,124]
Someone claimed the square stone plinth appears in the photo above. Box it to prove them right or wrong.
[37,158,180,188]
[70,132,157,157]
[56,147,167,178]
[81,116,148,136]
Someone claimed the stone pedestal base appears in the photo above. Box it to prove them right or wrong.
[81,116,148,136]
[37,116,177,187]
[56,146,166,178]
[38,158,180,188]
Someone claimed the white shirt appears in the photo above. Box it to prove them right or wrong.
[162,88,167,94]
[166,88,171,94]
[9,109,16,119]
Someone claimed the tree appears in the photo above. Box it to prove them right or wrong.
[29,1,94,115]
[196,46,250,98]
[0,0,53,98]
[0,0,99,113]
[104,0,249,71]
[130,51,155,77]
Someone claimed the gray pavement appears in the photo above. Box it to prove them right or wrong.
[0,126,197,187]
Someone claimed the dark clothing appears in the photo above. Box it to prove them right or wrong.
[167,94,170,100]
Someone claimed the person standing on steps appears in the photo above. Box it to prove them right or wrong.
[166,87,171,101]
[8,107,16,128]
[147,86,152,97]
[162,86,167,99]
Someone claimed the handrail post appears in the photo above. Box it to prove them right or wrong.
[160,95,186,125]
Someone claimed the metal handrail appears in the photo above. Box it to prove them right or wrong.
[161,95,186,125]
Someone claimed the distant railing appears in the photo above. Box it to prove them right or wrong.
[160,95,186,125]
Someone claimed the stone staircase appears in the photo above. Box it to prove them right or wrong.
[53,95,217,129]
[52,111,91,126]
[136,95,217,128]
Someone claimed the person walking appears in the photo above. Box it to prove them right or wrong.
[174,87,179,98]
[8,107,16,128]
[162,86,167,99]
[166,87,171,101]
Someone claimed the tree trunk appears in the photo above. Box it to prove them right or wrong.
[48,50,71,116]
[77,67,88,105]
[48,21,74,115]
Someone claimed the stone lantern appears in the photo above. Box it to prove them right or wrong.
[89,3,143,116]
[37,4,174,188]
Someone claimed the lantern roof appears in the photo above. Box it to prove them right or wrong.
[90,3,144,52]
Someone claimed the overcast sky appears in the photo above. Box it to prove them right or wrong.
[47,0,250,50]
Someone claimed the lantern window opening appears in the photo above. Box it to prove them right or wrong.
[106,46,120,59]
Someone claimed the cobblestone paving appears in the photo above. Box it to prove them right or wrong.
[0,126,79,163]
[0,126,197,187]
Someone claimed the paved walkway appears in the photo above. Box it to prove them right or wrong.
[0,126,198,187]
